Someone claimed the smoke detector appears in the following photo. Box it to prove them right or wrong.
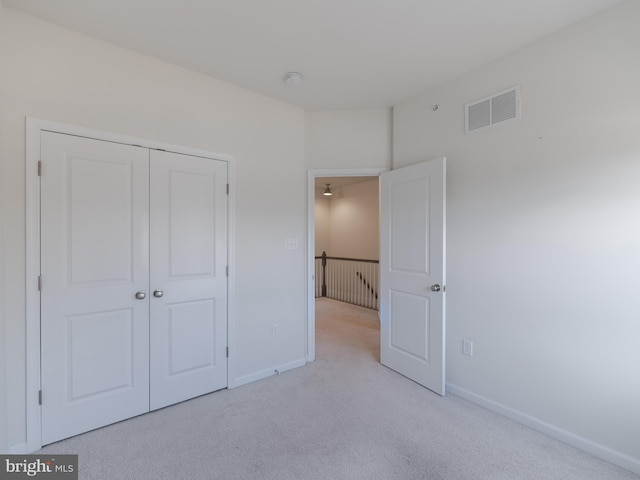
[283,72,304,87]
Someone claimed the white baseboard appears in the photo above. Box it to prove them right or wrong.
[8,442,27,454]
[230,358,307,388]
[446,383,640,475]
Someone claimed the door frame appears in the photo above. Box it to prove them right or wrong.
[25,117,236,452]
[306,168,388,362]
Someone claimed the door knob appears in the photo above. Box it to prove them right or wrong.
[153,289,164,298]
[135,291,146,300]
[430,284,441,292]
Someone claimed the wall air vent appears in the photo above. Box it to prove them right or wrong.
[465,85,520,133]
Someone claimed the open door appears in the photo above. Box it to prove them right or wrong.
[380,157,446,395]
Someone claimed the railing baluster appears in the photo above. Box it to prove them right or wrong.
[355,262,360,307]
[358,262,363,307]
[350,262,354,305]
[321,251,327,297]
[341,262,346,303]
[314,253,379,310]
[340,262,347,302]
[362,262,367,308]
[356,266,360,307]
[339,261,343,302]
[369,267,372,308]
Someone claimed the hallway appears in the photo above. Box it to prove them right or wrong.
[315,297,380,363]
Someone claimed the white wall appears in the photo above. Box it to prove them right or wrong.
[0,0,9,456]
[0,8,306,451]
[306,107,390,261]
[393,0,640,472]
[314,180,380,259]
[305,109,392,170]
[326,180,379,260]
[314,189,331,256]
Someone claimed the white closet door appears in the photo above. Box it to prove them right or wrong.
[40,132,150,445]
[149,150,228,410]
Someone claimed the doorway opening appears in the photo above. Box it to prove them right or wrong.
[314,176,380,309]
[306,168,387,362]
[307,159,447,396]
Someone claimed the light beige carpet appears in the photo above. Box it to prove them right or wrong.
[39,298,638,479]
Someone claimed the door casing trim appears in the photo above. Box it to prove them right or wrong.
[25,117,236,451]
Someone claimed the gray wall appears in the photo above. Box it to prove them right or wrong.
[0,0,7,456]
[326,180,380,260]
[393,1,640,470]
[305,109,392,170]
[1,7,306,451]
[2,0,638,473]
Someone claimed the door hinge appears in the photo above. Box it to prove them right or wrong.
[37,275,42,291]
[226,183,229,195]
[226,266,229,277]
[226,346,229,358]
[37,161,42,176]
[38,390,42,405]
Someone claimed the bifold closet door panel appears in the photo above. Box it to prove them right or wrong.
[149,150,228,410]
[40,132,229,444]
[40,132,150,445]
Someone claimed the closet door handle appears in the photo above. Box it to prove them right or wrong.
[135,291,146,300]
[153,289,164,298]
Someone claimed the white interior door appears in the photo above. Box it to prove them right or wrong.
[149,150,228,410]
[40,133,229,444]
[40,132,150,444]
[380,157,446,395]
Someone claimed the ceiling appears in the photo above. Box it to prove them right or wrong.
[4,0,623,110]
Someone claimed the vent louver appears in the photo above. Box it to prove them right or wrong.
[465,86,520,133]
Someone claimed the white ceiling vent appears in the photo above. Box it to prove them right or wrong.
[465,85,520,133]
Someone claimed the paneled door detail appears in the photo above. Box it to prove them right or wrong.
[40,132,228,444]
[149,150,228,410]
[380,158,446,395]
[40,132,150,444]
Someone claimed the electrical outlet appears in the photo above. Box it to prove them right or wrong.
[284,238,299,250]
[272,324,279,337]
[462,340,473,357]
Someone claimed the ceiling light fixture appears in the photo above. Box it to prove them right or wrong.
[283,71,304,87]
[323,183,332,196]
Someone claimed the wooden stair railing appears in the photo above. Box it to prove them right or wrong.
[314,251,379,310]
